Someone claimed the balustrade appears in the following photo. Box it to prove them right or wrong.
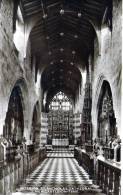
[97,158,121,195]
[74,145,121,195]
[85,144,93,153]
[0,147,47,195]
[103,147,114,159]
[74,147,94,178]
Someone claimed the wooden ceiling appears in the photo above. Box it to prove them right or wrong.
[41,63,82,105]
[20,0,111,104]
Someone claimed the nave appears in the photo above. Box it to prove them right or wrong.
[12,149,104,195]
[0,0,121,195]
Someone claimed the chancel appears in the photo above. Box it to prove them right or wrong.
[0,0,122,195]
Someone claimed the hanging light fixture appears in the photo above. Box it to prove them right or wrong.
[74,34,78,39]
[60,48,64,52]
[41,0,47,19]
[60,9,65,15]
[48,51,52,55]
[60,59,63,63]
[59,7,82,19]
[46,36,50,40]
[60,32,64,36]
[78,12,82,18]
[43,13,47,19]
[50,61,54,65]
[72,50,76,55]
[70,62,74,66]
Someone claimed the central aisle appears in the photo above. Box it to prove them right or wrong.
[13,149,104,194]
[25,150,92,187]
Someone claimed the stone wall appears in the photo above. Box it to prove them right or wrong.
[0,0,41,143]
[92,0,122,138]
[0,0,122,143]
[74,70,86,114]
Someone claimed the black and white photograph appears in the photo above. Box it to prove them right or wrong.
[0,0,122,194]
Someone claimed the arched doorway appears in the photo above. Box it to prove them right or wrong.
[31,102,41,148]
[3,86,24,145]
[97,81,116,144]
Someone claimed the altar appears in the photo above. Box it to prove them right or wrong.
[52,138,69,147]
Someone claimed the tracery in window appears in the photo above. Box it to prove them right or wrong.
[49,91,72,111]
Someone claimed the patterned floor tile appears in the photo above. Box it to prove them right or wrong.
[13,149,104,194]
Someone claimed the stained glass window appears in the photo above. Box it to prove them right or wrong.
[49,92,72,111]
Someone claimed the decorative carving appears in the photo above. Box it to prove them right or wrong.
[48,92,73,143]
[81,79,92,144]
[98,82,116,144]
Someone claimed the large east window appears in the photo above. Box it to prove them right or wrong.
[49,91,72,111]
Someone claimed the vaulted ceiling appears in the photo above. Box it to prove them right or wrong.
[20,0,111,105]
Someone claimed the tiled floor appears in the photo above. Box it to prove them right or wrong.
[47,149,74,158]
[14,149,104,194]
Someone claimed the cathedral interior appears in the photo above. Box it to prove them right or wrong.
[0,0,122,195]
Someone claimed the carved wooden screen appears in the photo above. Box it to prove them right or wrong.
[48,92,74,143]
